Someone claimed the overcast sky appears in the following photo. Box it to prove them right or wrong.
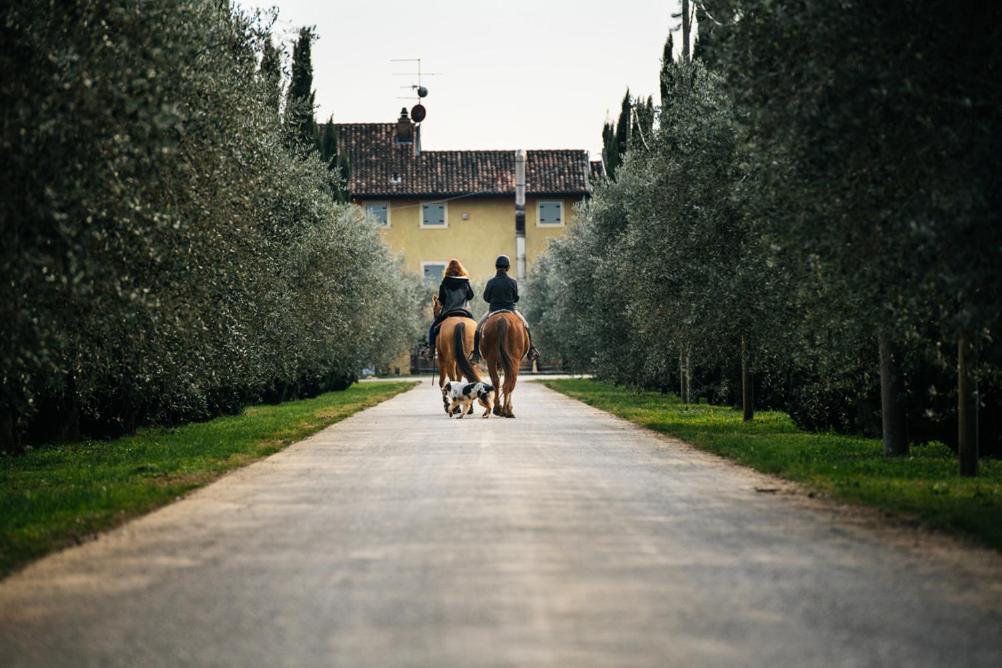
[238,0,681,157]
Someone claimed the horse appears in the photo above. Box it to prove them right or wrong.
[432,296,481,393]
[480,311,529,418]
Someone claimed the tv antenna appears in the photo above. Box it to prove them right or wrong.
[391,58,441,123]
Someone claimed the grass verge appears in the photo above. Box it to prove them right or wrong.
[0,381,416,577]
[544,378,1002,551]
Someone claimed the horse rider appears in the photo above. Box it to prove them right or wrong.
[426,258,475,353]
[470,254,540,364]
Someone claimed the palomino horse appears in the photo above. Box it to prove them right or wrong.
[432,296,481,390]
[481,312,529,418]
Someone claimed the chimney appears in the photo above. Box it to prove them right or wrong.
[394,107,413,145]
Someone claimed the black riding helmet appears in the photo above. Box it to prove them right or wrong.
[495,255,511,270]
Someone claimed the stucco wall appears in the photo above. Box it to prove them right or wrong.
[367,196,581,284]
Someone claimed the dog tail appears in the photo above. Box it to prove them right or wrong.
[454,321,481,383]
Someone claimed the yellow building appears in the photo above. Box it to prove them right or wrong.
[335,113,596,287]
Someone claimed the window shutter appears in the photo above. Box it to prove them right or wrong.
[366,203,388,226]
[539,201,562,224]
[423,203,445,226]
[423,263,445,286]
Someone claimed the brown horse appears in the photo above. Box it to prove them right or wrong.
[481,312,529,418]
[433,296,480,390]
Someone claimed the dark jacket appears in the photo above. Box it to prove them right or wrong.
[484,271,519,311]
[437,275,474,318]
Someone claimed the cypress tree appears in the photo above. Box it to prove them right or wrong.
[660,33,674,107]
[601,90,632,180]
[319,116,337,163]
[319,117,351,203]
[601,121,619,180]
[693,2,728,68]
[632,96,654,150]
[284,26,318,150]
[614,89,631,162]
[259,36,282,115]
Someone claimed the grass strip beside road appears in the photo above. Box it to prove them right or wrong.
[0,381,417,577]
[544,378,1002,551]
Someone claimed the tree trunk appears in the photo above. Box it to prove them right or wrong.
[679,351,687,404]
[958,336,978,477]
[681,0,691,62]
[684,351,693,404]
[741,336,754,422]
[878,332,908,456]
[0,406,22,456]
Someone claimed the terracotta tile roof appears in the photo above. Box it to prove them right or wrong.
[590,160,605,179]
[332,123,591,198]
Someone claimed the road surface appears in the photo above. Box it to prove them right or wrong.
[1,381,1000,666]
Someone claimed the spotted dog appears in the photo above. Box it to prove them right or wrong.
[441,381,495,419]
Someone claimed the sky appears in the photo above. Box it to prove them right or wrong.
[238,0,681,157]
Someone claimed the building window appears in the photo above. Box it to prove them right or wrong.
[537,201,564,226]
[422,261,446,286]
[364,202,390,227]
[421,202,447,228]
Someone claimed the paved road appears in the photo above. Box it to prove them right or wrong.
[1,381,1000,667]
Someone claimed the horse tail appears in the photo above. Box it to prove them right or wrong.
[454,321,481,382]
[497,316,516,381]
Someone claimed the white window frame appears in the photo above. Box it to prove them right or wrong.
[421,261,448,287]
[536,200,565,227]
[420,201,449,229]
[363,201,391,228]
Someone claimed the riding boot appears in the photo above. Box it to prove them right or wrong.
[525,328,540,362]
[470,330,482,363]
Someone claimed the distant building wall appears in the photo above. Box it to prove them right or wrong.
[366,196,581,284]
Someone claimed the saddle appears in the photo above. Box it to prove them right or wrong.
[440,308,474,321]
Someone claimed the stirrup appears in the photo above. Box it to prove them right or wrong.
[527,346,540,362]
[469,350,481,363]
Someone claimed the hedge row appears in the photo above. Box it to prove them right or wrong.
[525,2,1002,458]
[1,1,422,452]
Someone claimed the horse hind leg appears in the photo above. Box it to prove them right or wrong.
[488,363,503,416]
[503,375,516,418]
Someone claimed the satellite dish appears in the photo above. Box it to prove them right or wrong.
[411,104,426,123]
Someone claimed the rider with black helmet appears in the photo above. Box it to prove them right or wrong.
[470,255,540,363]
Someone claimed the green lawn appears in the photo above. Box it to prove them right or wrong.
[544,378,1002,551]
[0,381,416,577]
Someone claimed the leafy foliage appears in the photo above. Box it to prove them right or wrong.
[0,1,422,452]
[284,25,318,150]
[531,2,1002,460]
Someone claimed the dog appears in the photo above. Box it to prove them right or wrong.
[441,381,495,419]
